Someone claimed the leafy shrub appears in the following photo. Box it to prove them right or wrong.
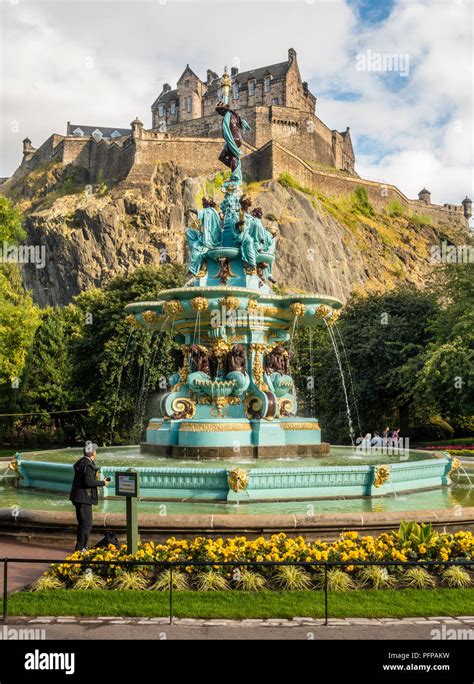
[409,213,432,226]
[351,186,375,217]
[387,200,405,217]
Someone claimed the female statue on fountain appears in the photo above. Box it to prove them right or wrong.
[185,197,222,277]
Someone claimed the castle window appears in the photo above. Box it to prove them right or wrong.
[170,101,176,114]
[273,97,279,105]
[72,127,84,136]
[248,80,255,96]
[265,77,271,93]
[185,96,192,113]
[110,130,121,139]
[184,79,190,87]
[158,105,164,117]
[233,83,239,100]
[92,129,103,142]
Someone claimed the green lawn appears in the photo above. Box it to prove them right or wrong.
[8,588,474,619]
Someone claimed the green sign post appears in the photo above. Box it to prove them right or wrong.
[115,468,139,554]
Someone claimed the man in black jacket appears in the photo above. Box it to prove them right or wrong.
[69,441,110,551]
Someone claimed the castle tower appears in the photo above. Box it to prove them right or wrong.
[177,65,205,121]
[131,117,143,140]
[418,188,431,204]
[461,196,472,220]
[21,137,36,163]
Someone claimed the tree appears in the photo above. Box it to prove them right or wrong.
[70,263,187,444]
[294,287,439,443]
[0,194,25,243]
[0,196,40,386]
[414,264,474,421]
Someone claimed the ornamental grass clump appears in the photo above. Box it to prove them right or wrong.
[442,566,472,588]
[358,566,397,589]
[113,571,149,591]
[29,574,65,592]
[194,570,229,592]
[150,569,189,592]
[73,570,107,590]
[234,569,267,591]
[401,566,436,589]
[314,569,356,592]
[273,565,313,591]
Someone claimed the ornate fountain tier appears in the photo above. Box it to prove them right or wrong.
[125,287,343,458]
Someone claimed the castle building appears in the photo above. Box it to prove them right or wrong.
[151,48,356,175]
[3,49,471,230]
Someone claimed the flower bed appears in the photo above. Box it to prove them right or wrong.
[32,526,474,593]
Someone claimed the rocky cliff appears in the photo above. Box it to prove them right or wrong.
[3,160,469,306]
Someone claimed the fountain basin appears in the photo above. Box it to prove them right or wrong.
[15,448,454,503]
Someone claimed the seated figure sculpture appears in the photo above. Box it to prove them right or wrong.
[185,197,222,277]
[251,207,277,283]
[264,345,294,397]
[225,343,250,396]
[187,344,217,393]
[234,195,260,275]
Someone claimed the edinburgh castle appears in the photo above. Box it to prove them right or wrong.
[3,49,471,227]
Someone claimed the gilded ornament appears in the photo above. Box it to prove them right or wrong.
[191,297,209,311]
[373,464,391,488]
[219,296,240,311]
[125,314,141,329]
[279,398,294,417]
[227,468,249,493]
[170,397,196,420]
[163,300,183,315]
[290,302,306,317]
[316,305,333,320]
[142,310,158,323]
[280,422,320,430]
[244,394,263,419]
[448,458,461,476]
[180,422,250,432]
[147,422,163,431]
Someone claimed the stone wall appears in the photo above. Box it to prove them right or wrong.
[8,126,466,228]
[254,141,466,226]
[162,105,354,174]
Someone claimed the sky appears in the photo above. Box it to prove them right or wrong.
[0,0,472,206]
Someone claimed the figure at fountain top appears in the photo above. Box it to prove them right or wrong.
[215,66,251,188]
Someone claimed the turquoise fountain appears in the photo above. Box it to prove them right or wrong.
[124,67,342,461]
[12,68,456,506]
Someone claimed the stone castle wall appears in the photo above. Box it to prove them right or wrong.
[161,105,353,174]
[253,141,466,226]
[9,128,467,228]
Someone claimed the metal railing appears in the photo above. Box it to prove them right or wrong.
[1,557,472,625]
